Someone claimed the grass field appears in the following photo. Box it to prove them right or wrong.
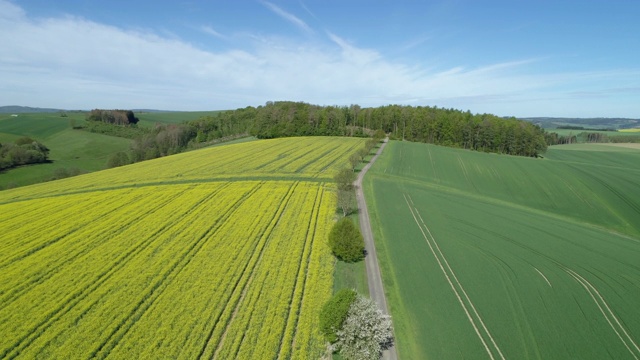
[364,141,640,359]
[0,136,364,359]
[0,111,232,189]
[0,113,131,188]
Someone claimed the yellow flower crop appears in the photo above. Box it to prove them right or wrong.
[0,137,363,358]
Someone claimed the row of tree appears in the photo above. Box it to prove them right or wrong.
[241,101,548,157]
[0,137,50,171]
[86,109,139,125]
[545,131,640,145]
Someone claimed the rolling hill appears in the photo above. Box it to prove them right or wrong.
[365,141,640,359]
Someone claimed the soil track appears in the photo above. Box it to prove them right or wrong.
[354,138,398,360]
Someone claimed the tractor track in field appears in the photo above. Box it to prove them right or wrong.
[353,138,398,360]
[403,194,506,360]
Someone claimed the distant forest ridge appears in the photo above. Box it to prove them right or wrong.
[520,117,640,129]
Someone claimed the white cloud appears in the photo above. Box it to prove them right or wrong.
[0,0,24,19]
[200,25,227,40]
[260,1,314,34]
[0,0,637,117]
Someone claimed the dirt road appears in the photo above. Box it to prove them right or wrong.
[354,138,398,360]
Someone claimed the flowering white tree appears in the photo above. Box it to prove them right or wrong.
[334,295,394,360]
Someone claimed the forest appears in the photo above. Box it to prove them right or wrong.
[97,102,549,166]
[248,102,547,157]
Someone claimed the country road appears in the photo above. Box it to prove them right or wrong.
[354,138,398,360]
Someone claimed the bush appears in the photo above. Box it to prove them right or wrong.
[319,289,358,343]
[335,295,394,360]
[107,151,131,168]
[15,136,35,146]
[329,217,365,262]
[51,167,83,180]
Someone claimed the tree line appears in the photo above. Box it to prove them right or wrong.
[545,131,640,145]
[95,101,549,169]
[0,137,50,171]
[87,109,139,126]
[247,102,547,157]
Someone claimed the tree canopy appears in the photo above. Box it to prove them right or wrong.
[87,109,139,125]
[319,289,358,344]
[240,101,548,157]
[329,217,365,263]
[335,295,394,360]
[0,137,50,171]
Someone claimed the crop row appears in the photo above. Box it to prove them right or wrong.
[0,137,363,203]
[0,181,336,358]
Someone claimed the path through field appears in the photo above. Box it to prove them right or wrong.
[354,137,398,360]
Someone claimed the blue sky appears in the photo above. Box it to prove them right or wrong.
[1,0,638,117]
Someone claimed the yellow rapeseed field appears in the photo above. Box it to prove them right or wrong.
[0,137,363,359]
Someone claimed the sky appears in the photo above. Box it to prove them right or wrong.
[1,0,639,117]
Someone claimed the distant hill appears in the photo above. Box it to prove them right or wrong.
[131,109,178,113]
[0,105,68,114]
[0,106,177,114]
[520,117,640,130]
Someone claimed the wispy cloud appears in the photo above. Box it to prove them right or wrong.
[0,0,638,117]
[398,35,431,52]
[299,1,318,21]
[260,1,314,34]
[200,25,227,40]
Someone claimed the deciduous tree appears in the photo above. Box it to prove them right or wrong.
[328,217,364,262]
[335,296,394,360]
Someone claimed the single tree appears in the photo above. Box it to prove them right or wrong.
[348,153,360,171]
[329,217,364,262]
[334,168,356,191]
[335,296,394,360]
[337,189,356,217]
[357,147,369,162]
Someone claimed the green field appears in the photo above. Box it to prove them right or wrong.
[364,141,640,359]
[0,113,131,188]
[0,111,229,189]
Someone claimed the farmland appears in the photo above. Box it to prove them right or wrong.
[0,111,222,189]
[364,141,640,359]
[0,113,131,188]
[0,136,364,358]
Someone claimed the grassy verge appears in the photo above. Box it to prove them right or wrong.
[332,212,369,296]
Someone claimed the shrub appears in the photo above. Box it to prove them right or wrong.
[107,151,131,168]
[335,296,394,360]
[319,289,358,343]
[329,217,364,262]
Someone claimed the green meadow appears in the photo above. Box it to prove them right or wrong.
[0,111,235,189]
[0,113,131,188]
[365,141,640,359]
